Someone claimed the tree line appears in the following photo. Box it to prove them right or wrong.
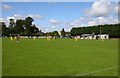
[1,16,120,38]
[70,24,120,38]
[1,17,66,37]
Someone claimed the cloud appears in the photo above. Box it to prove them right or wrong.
[87,17,118,26]
[85,0,113,17]
[4,15,25,26]
[41,16,118,32]
[96,17,108,24]
[14,14,25,19]
[46,16,118,32]
[38,25,57,33]
[63,17,118,29]
[2,14,43,26]
[3,4,13,10]
[7,14,43,20]
[115,3,120,16]
[28,14,43,19]
[6,17,15,20]
[49,19,61,25]
[3,17,15,26]
[51,25,56,29]
[88,21,97,26]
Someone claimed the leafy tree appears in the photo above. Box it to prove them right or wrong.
[0,23,2,37]
[1,17,43,36]
[53,31,59,36]
[39,30,44,36]
[45,31,59,37]
[30,24,39,34]
[0,22,6,34]
[9,19,16,34]
[61,28,65,36]
[9,19,15,28]
[15,19,25,34]
[24,17,34,35]
[1,22,10,36]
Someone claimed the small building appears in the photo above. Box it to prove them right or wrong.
[80,34,94,39]
[97,34,109,39]
[80,34,109,39]
[59,31,71,38]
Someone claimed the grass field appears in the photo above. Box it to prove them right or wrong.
[2,38,118,76]
[0,38,2,77]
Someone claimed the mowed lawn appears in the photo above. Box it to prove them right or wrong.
[2,38,118,76]
[0,38,2,77]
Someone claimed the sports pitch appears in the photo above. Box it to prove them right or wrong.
[2,38,118,76]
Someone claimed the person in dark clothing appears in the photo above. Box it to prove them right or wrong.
[16,35,20,42]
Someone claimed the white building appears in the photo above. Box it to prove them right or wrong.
[80,34,109,39]
[97,34,109,39]
[80,34,93,39]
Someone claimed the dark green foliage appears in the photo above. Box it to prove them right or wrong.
[30,24,39,34]
[1,17,41,36]
[14,19,25,34]
[1,22,10,36]
[24,17,34,35]
[70,24,120,38]
[61,28,65,36]
[52,31,59,36]
[9,19,15,28]
[45,31,59,36]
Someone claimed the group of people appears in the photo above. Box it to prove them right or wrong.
[10,35,20,42]
[10,35,104,42]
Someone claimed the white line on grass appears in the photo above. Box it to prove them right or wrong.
[76,66,118,76]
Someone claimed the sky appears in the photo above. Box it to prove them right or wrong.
[1,0,119,32]
[1,0,119,2]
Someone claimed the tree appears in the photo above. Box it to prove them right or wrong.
[9,19,16,34]
[0,22,6,33]
[24,17,34,35]
[45,32,51,36]
[53,31,59,36]
[30,24,39,34]
[45,31,59,37]
[1,22,10,36]
[61,28,65,36]
[15,19,25,34]
[0,22,2,37]
[39,30,44,36]
[9,19,15,28]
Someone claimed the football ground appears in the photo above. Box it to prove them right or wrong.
[2,38,118,76]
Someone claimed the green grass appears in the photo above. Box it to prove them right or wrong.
[0,38,2,77]
[2,38,118,76]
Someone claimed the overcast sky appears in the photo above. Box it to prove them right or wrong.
[1,0,119,32]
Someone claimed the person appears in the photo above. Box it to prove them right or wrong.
[14,36,17,40]
[75,36,78,41]
[16,35,20,42]
[47,36,50,41]
[33,36,36,40]
[102,38,104,42]
[10,36,13,40]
